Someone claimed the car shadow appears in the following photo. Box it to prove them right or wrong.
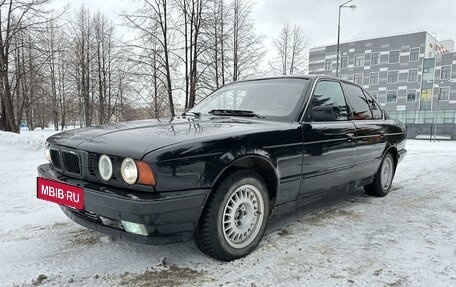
[264,187,371,237]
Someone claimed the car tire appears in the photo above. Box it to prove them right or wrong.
[364,152,395,197]
[194,169,270,261]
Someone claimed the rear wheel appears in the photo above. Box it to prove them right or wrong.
[194,169,270,261]
[364,152,395,197]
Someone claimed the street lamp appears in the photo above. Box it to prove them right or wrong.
[336,0,356,78]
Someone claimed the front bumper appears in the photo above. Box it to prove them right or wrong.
[38,163,210,244]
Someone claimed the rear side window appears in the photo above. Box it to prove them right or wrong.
[307,80,348,121]
[364,91,383,119]
[342,83,373,120]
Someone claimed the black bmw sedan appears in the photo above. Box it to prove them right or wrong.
[37,75,407,261]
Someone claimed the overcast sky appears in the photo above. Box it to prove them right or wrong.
[56,0,456,63]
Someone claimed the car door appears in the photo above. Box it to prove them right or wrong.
[298,79,356,199]
[341,82,388,182]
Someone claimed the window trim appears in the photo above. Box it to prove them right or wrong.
[388,50,401,64]
[438,86,450,101]
[406,89,417,103]
[354,54,365,67]
[370,91,378,100]
[386,90,398,103]
[370,52,380,66]
[387,70,399,84]
[440,65,452,80]
[409,47,420,62]
[369,72,379,85]
[407,68,418,83]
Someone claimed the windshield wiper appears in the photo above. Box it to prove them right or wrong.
[181,111,201,118]
[208,109,264,118]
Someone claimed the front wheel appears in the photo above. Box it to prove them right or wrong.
[194,169,270,261]
[364,152,395,197]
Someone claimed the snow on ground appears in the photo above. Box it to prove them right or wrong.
[1,130,455,287]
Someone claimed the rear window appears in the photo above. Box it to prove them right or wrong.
[342,83,373,120]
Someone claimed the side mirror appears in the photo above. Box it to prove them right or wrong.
[312,105,340,122]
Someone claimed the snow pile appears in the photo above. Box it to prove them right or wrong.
[0,129,57,151]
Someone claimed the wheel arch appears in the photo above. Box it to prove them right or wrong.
[211,155,279,209]
[383,145,398,169]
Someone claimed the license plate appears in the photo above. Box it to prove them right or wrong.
[37,177,84,209]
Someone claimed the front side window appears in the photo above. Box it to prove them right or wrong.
[371,53,380,65]
[354,55,364,67]
[325,59,332,71]
[353,74,363,85]
[409,48,420,62]
[441,65,451,80]
[439,87,450,100]
[342,83,373,120]
[340,56,348,68]
[407,90,417,102]
[389,50,400,63]
[370,91,378,100]
[307,81,348,121]
[190,78,309,120]
[370,72,379,85]
[387,71,399,84]
[386,90,397,103]
[408,69,418,82]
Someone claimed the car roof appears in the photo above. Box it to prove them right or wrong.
[227,74,364,89]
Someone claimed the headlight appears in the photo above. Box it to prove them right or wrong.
[98,155,113,181]
[44,142,51,162]
[121,158,138,185]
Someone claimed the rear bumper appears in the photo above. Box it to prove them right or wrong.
[38,163,210,244]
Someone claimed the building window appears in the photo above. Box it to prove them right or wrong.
[389,50,400,63]
[371,53,380,65]
[441,65,451,80]
[408,69,418,82]
[354,54,364,67]
[369,72,379,85]
[386,90,397,103]
[407,90,417,102]
[353,74,363,85]
[409,48,420,62]
[325,59,332,71]
[439,87,450,100]
[340,56,348,68]
[387,71,399,83]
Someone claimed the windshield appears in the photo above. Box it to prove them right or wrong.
[189,78,309,120]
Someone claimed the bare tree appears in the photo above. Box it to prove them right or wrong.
[270,22,309,75]
[229,0,264,82]
[0,0,53,133]
[123,0,176,116]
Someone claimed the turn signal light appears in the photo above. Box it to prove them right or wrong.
[135,161,157,186]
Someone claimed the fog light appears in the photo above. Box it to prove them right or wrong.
[121,221,148,236]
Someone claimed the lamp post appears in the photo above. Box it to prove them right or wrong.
[336,0,356,78]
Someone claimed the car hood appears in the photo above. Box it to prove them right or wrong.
[47,117,274,159]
